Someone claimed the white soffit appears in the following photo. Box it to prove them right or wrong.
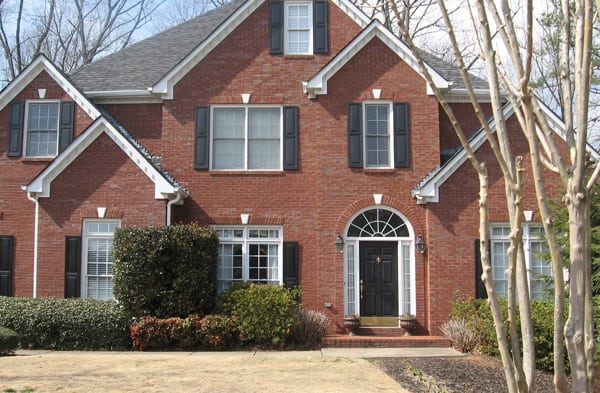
[25,117,179,199]
[304,20,449,98]
[0,55,100,120]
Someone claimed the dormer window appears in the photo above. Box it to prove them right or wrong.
[285,2,312,55]
[269,0,328,55]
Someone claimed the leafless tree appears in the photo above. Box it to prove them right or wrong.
[391,0,597,391]
[149,0,232,33]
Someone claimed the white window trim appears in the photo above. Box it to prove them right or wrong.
[490,223,552,299]
[81,219,120,300]
[23,99,61,158]
[284,1,313,55]
[362,101,394,169]
[215,225,284,290]
[209,105,284,171]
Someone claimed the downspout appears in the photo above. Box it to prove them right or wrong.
[24,189,39,298]
[166,190,182,226]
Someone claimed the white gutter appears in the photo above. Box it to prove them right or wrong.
[166,190,182,226]
[23,188,39,298]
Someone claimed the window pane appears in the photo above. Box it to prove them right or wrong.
[213,108,245,169]
[287,5,309,28]
[286,4,310,54]
[365,105,390,167]
[288,31,310,54]
[491,241,509,298]
[26,102,59,157]
[213,140,244,169]
[85,221,118,301]
[248,108,280,169]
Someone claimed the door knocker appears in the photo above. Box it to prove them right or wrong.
[375,256,381,264]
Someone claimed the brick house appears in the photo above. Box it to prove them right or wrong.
[0,0,564,334]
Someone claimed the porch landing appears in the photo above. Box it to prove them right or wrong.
[321,327,451,348]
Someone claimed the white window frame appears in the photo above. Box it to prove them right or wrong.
[210,105,284,171]
[215,226,283,292]
[81,219,120,301]
[363,101,394,169]
[284,1,313,55]
[23,100,61,158]
[490,223,553,299]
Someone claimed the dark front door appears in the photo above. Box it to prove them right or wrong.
[360,241,398,317]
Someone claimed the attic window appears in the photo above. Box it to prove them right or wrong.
[25,101,60,157]
[285,2,312,54]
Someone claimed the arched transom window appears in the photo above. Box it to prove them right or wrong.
[347,208,409,238]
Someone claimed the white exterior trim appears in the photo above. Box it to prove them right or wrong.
[24,117,181,199]
[303,21,449,98]
[0,55,100,120]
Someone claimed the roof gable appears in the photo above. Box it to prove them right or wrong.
[24,115,186,200]
[303,20,450,98]
[0,55,100,119]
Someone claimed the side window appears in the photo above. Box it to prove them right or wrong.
[7,100,75,158]
[82,220,120,301]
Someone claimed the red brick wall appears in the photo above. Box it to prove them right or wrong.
[0,71,94,297]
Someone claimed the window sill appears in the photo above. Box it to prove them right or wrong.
[209,170,285,176]
[20,157,55,163]
[363,168,396,173]
[283,54,315,60]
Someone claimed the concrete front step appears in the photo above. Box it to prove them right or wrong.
[321,334,451,348]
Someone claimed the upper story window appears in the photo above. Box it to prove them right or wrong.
[348,102,410,169]
[212,106,282,170]
[25,101,60,157]
[7,100,75,158]
[285,2,312,55]
[490,223,553,300]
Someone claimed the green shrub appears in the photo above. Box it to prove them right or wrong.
[449,293,563,371]
[0,297,130,350]
[0,326,19,355]
[292,309,328,348]
[112,224,219,318]
[218,283,300,347]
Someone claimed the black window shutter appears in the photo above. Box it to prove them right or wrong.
[347,103,363,168]
[313,0,328,54]
[283,242,299,288]
[283,106,299,170]
[7,101,24,157]
[0,235,14,296]
[269,0,284,54]
[59,101,75,153]
[474,239,489,299]
[65,236,81,298]
[194,106,210,169]
[393,103,410,168]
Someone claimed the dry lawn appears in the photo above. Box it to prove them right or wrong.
[0,350,406,393]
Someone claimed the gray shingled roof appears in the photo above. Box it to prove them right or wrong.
[70,0,486,93]
[69,0,246,92]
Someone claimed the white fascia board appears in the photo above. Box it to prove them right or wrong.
[25,118,179,199]
[413,104,516,204]
[304,21,449,97]
[444,88,492,103]
[152,0,264,99]
[0,55,100,120]
[330,0,371,28]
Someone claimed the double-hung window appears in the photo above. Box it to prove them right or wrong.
[364,103,392,168]
[212,106,282,170]
[490,223,553,299]
[82,220,120,301]
[216,227,283,292]
[285,2,312,54]
[25,101,60,157]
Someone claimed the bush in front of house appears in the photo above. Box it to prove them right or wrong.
[112,223,219,319]
[292,309,329,348]
[0,296,130,350]
[0,326,20,355]
[449,293,565,371]
[217,283,300,347]
[129,314,239,350]
[439,318,478,354]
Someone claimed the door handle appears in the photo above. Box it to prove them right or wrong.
[360,279,364,300]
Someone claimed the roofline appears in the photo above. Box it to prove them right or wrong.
[24,117,182,199]
[0,55,101,119]
[303,20,449,98]
[152,0,371,100]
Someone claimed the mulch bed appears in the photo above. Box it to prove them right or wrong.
[371,354,565,393]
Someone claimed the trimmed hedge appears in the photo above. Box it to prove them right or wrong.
[217,283,300,347]
[112,223,219,318]
[0,326,19,355]
[0,297,130,350]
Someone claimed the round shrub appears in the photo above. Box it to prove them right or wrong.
[292,309,328,348]
[218,283,300,347]
[0,326,19,355]
[113,224,219,318]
